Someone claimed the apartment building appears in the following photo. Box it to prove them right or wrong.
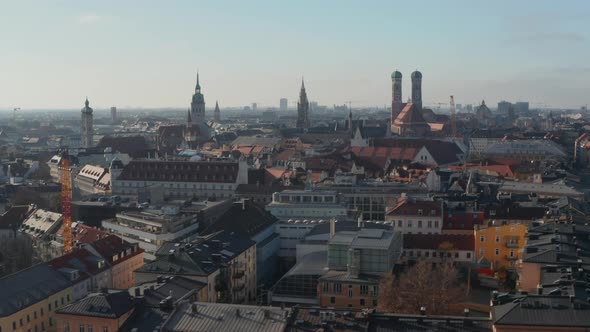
[385,198,443,234]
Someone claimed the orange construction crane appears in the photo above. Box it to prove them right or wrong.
[61,150,73,253]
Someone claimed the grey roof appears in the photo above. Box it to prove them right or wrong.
[162,301,289,332]
[131,276,206,307]
[493,295,590,327]
[330,228,395,250]
[56,291,134,318]
[0,263,72,317]
[137,232,256,277]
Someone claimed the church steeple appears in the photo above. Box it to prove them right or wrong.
[214,100,221,122]
[297,78,310,129]
[195,72,201,93]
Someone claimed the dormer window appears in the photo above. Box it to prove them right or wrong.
[418,209,423,216]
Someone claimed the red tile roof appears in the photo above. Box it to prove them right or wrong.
[90,235,142,265]
[443,211,485,230]
[403,234,475,251]
[48,248,110,276]
[117,160,239,183]
[387,199,442,216]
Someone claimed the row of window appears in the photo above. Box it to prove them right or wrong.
[63,322,109,332]
[11,295,70,331]
[395,220,440,228]
[478,248,516,257]
[479,233,518,243]
[322,282,377,296]
[328,297,378,307]
[119,182,234,190]
[403,250,472,259]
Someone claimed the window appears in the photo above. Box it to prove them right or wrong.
[418,220,422,228]
[434,221,439,228]
[330,296,336,304]
[495,248,500,256]
[409,251,414,257]
[61,297,64,305]
[49,318,53,327]
[55,300,58,308]
[479,248,484,256]
[418,209,423,215]
[67,294,70,302]
[510,250,515,257]
[360,298,366,306]
[467,252,472,259]
[427,220,432,228]
[27,315,30,323]
[34,311,37,319]
[417,251,422,257]
[334,283,342,293]
[322,282,329,292]
[348,289,353,298]
[373,299,378,306]
[40,308,44,316]
[13,322,16,330]
[408,221,412,228]
[360,285,369,295]
[41,322,45,331]
[87,325,93,332]
[495,236,500,243]
[64,322,69,332]
[425,251,430,257]
[454,252,459,258]
[79,324,85,332]
[480,236,485,243]
[102,327,108,332]
[397,220,402,227]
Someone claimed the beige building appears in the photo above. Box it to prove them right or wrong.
[0,264,74,332]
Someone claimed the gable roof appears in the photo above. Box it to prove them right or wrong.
[56,291,134,319]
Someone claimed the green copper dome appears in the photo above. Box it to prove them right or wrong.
[411,70,422,79]
[391,70,402,80]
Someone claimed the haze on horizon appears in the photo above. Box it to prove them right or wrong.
[1,0,589,110]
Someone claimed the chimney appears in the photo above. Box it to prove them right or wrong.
[236,308,241,317]
[330,219,336,239]
[242,199,247,211]
[537,284,543,295]
[357,215,363,228]
[191,303,198,313]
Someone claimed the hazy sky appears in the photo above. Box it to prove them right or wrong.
[1,0,589,110]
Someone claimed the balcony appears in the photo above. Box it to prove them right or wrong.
[505,255,518,261]
[505,241,519,248]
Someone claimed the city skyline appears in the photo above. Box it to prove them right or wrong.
[2,0,590,109]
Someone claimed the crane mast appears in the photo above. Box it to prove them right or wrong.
[61,151,73,254]
[450,95,457,137]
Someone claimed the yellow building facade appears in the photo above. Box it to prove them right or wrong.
[0,286,72,332]
[474,223,527,270]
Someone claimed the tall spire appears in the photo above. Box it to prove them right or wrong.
[195,72,201,92]
[301,77,305,90]
[85,97,89,107]
[187,108,192,124]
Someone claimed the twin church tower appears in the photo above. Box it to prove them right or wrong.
[391,70,423,122]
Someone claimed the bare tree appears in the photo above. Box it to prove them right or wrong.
[378,260,466,315]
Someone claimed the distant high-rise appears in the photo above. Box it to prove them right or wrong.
[110,106,117,123]
[497,101,512,114]
[81,98,93,148]
[296,80,310,129]
[514,102,529,113]
[252,103,257,111]
[191,73,205,123]
[411,70,423,110]
[280,98,288,111]
[214,101,221,122]
[391,70,403,124]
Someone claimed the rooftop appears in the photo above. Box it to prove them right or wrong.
[56,291,134,319]
[162,301,289,332]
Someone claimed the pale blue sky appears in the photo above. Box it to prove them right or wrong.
[1,0,589,109]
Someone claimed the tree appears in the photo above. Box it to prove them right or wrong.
[378,260,467,315]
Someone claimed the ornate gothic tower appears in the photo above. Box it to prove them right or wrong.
[81,97,93,148]
[214,101,221,122]
[391,70,403,125]
[190,73,205,124]
[411,70,423,110]
[296,79,310,129]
